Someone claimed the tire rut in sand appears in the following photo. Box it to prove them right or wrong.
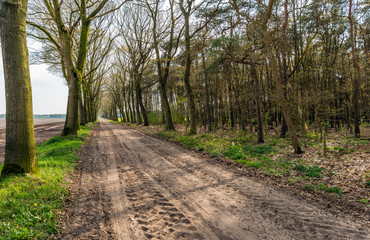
[105,123,209,239]
[116,122,369,240]
[58,129,114,239]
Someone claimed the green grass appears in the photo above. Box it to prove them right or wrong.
[293,164,323,178]
[303,182,342,194]
[302,184,316,191]
[0,124,93,239]
[357,198,368,204]
[158,131,312,177]
[157,130,301,177]
[156,129,342,187]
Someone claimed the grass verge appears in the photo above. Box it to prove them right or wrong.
[156,130,345,192]
[0,124,93,239]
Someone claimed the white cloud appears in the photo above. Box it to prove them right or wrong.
[0,56,68,114]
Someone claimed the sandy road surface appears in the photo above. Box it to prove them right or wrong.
[59,119,369,240]
[0,121,64,164]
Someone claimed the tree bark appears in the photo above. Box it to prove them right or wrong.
[0,0,38,175]
[62,75,80,135]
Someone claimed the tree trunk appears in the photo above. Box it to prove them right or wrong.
[0,0,38,175]
[62,77,80,135]
[201,47,212,132]
[225,63,235,128]
[280,0,289,138]
[183,12,197,134]
[136,79,149,126]
[251,64,264,143]
[151,4,176,130]
[79,92,86,125]
[52,0,81,136]
[159,80,175,129]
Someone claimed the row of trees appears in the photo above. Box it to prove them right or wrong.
[0,0,126,175]
[103,0,369,154]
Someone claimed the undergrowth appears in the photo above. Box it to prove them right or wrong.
[0,124,93,239]
[156,130,345,194]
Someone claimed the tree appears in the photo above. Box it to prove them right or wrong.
[102,0,368,149]
[260,0,302,154]
[117,5,154,126]
[0,0,38,175]
[28,0,126,135]
[178,0,220,134]
[82,21,114,122]
[144,0,181,130]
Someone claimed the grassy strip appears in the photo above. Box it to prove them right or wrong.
[0,124,93,239]
[156,130,341,190]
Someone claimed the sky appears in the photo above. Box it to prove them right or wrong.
[0,56,68,115]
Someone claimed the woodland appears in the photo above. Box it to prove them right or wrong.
[96,0,370,154]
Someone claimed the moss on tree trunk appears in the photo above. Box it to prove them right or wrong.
[0,0,38,176]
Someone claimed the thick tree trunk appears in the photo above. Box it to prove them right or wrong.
[62,77,80,135]
[0,0,38,175]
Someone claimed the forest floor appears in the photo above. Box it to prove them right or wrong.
[0,121,65,164]
[56,119,369,239]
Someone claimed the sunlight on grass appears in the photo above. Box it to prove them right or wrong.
[0,124,93,239]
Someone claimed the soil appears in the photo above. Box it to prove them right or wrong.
[56,119,369,240]
[0,122,65,164]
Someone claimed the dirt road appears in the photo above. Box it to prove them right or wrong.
[0,121,64,164]
[59,120,369,240]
